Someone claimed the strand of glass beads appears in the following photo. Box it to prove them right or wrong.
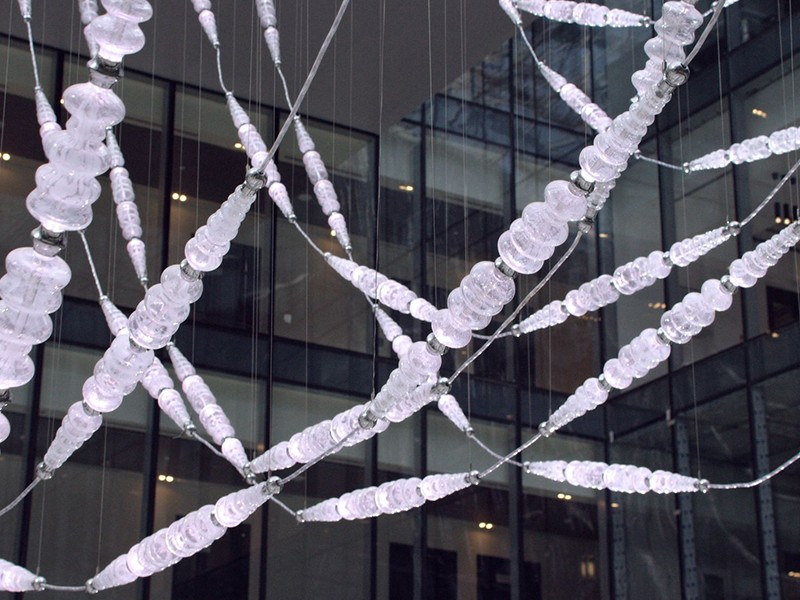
[324,253,437,323]
[0,559,43,592]
[247,399,392,475]
[514,0,652,27]
[524,460,707,493]
[36,172,265,480]
[190,0,355,255]
[0,0,151,420]
[251,0,355,254]
[517,225,731,334]
[538,220,800,437]
[437,394,472,433]
[140,354,194,432]
[298,472,474,522]
[437,3,702,354]
[579,3,703,189]
[87,480,278,592]
[166,343,250,474]
[537,62,613,132]
[505,7,615,136]
[684,125,800,172]
[106,129,148,285]
[255,0,707,461]
[239,0,705,475]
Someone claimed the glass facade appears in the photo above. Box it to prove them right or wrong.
[0,2,799,599]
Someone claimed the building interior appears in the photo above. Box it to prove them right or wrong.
[0,0,799,598]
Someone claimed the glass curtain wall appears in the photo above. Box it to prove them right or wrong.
[1,0,800,598]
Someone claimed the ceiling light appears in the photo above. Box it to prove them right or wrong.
[157,474,174,482]
[398,184,414,192]
[598,232,610,239]
[331,230,337,237]
[611,502,620,508]
[234,142,243,149]
[771,332,780,339]
[788,571,800,579]
[179,194,187,202]
[484,523,494,530]
[751,108,767,118]
[1,153,10,161]
[478,522,486,529]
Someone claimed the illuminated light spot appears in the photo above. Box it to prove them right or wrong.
[179,194,188,202]
[771,332,780,339]
[165,475,175,483]
[158,474,166,482]
[484,523,494,530]
[751,108,767,119]
[171,192,180,200]
[478,522,486,529]
[598,232,610,239]
[399,184,414,192]
[611,502,620,508]
[1,153,10,161]
[234,142,244,149]
[331,230,337,237]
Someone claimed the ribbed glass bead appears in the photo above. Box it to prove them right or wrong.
[85,0,152,63]
[564,460,608,489]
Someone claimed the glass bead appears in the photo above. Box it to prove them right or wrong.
[313,179,340,215]
[87,0,153,63]
[543,180,586,221]
[521,202,570,246]
[579,146,621,183]
[526,460,568,482]
[565,461,607,489]
[431,309,472,349]
[0,412,9,443]
[654,1,703,45]
[497,230,544,275]
[603,358,633,389]
[682,292,715,327]
[728,259,757,288]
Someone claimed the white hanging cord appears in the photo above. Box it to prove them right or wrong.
[78,230,105,298]
[0,477,42,518]
[740,157,800,227]
[709,447,800,490]
[187,429,227,459]
[685,0,726,65]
